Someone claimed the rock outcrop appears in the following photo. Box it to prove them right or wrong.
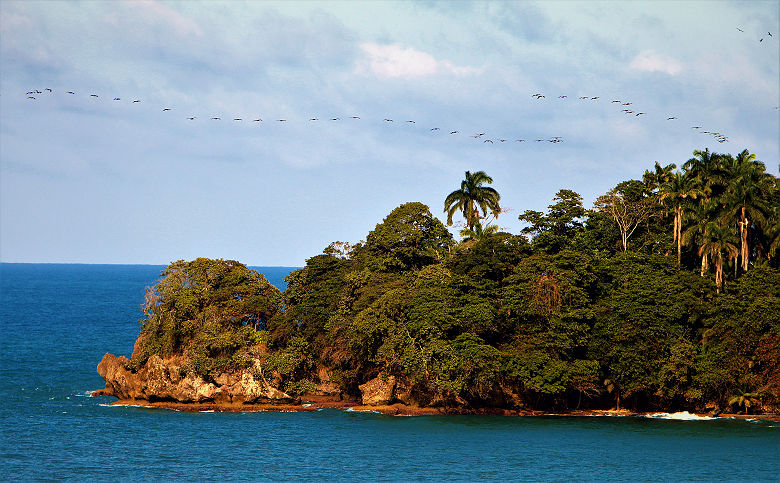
[95,353,297,405]
[359,373,396,405]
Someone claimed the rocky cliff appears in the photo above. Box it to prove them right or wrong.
[94,353,298,405]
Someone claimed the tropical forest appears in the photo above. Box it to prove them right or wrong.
[128,148,780,415]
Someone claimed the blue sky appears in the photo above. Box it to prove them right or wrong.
[1,0,778,266]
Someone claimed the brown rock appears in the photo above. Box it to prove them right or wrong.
[96,352,296,406]
[359,373,396,405]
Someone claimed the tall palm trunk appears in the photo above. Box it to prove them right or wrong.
[715,252,723,294]
[739,206,749,272]
[700,253,708,277]
[674,205,683,266]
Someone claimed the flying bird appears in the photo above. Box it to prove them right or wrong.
[558,95,568,98]
[45,88,52,92]
[484,139,493,143]
[331,118,340,121]
[591,97,599,100]
[27,96,35,100]
[234,118,242,121]
[516,139,525,142]
[187,117,196,120]
[252,119,262,122]
[636,112,645,116]
[450,131,459,134]
[90,94,98,97]
[310,118,319,121]
[132,100,140,103]
[67,91,75,94]
[113,97,120,101]
[384,118,393,122]
[407,120,415,123]
[667,117,677,120]
[612,100,621,103]
[737,27,744,32]
[211,117,220,120]
[163,108,171,111]
[692,126,701,129]
[431,128,440,131]
[351,116,360,119]
[276,119,286,122]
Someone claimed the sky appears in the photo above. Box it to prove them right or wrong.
[1,0,778,266]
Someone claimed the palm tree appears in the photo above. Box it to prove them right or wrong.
[660,171,700,266]
[682,204,713,277]
[698,222,739,293]
[728,389,763,415]
[444,171,502,230]
[459,219,500,242]
[683,148,722,200]
[643,161,676,194]
[755,177,780,263]
[720,150,773,273]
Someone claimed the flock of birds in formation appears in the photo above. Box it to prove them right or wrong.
[18,27,779,148]
[23,87,734,146]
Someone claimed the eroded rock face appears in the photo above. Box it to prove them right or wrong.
[95,352,297,405]
[359,374,396,405]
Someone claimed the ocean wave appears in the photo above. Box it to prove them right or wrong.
[345,408,383,414]
[98,403,165,410]
[643,411,717,421]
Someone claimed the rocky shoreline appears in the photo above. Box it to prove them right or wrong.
[95,351,780,421]
[93,396,780,421]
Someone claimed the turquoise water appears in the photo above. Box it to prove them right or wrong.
[1,264,778,481]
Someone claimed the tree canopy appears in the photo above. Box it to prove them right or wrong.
[130,148,779,415]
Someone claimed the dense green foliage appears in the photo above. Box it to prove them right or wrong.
[132,258,281,376]
[134,149,779,414]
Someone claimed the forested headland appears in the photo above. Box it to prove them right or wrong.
[100,148,780,415]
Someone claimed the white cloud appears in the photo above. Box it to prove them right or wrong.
[356,42,480,79]
[629,50,683,76]
[128,0,204,37]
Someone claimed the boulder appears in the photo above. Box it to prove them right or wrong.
[359,374,396,405]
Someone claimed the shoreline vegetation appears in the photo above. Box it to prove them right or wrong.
[95,148,780,417]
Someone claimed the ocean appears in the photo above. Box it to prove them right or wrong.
[1,263,778,481]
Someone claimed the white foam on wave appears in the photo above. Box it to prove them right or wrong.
[345,408,383,414]
[644,411,716,421]
[98,403,166,410]
[74,390,96,397]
